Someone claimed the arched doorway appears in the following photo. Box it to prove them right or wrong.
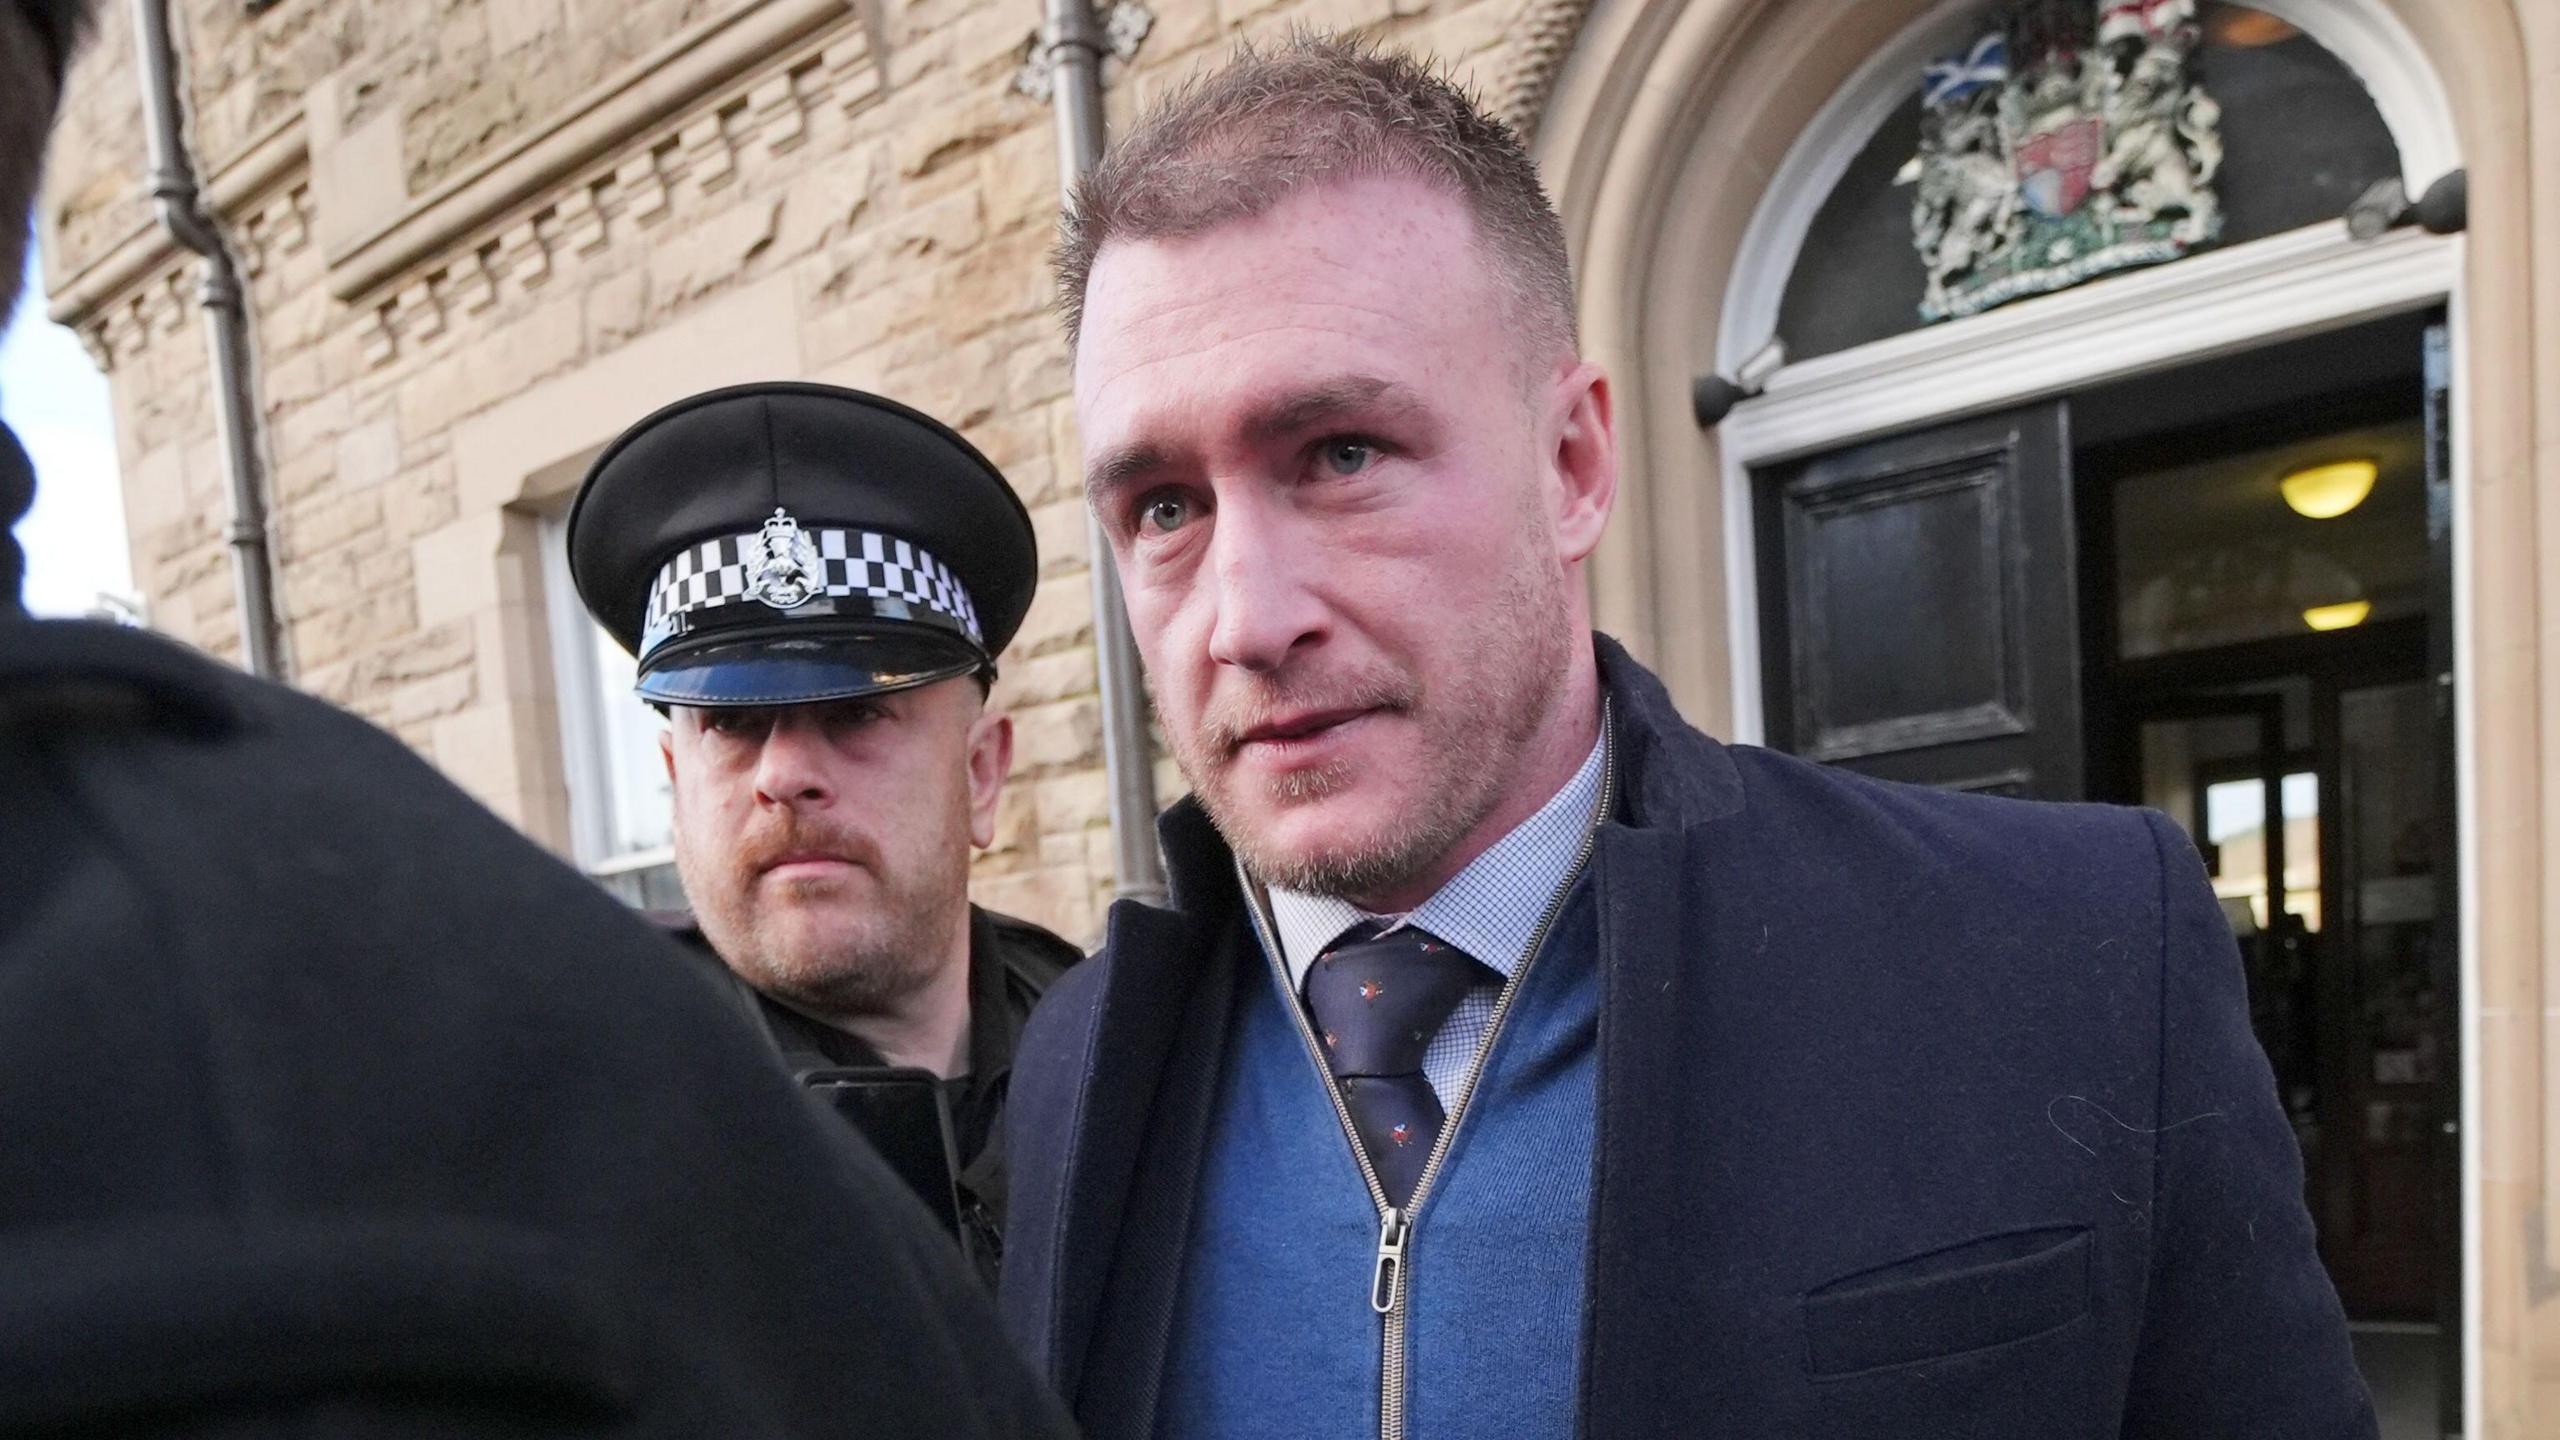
[1530,0,2545,1432]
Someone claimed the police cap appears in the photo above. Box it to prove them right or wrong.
[567,382,1035,708]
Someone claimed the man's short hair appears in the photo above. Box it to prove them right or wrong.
[1052,33,1577,361]
[1,0,96,326]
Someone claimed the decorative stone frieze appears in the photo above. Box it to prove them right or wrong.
[75,181,316,374]
[344,22,885,370]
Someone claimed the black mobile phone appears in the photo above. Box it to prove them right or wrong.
[798,1067,967,1243]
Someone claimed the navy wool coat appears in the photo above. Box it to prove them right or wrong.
[1001,637,2376,1439]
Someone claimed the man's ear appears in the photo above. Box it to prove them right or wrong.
[965,711,1014,849]
[1547,361,1618,566]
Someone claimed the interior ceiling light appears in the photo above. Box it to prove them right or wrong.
[2303,600,2374,632]
[2280,459,2379,519]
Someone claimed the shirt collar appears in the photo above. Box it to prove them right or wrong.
[1266,719,1610,989]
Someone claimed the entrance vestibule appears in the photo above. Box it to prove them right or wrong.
[1530,0,2554,1420]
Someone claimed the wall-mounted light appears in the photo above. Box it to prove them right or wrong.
[2280,459,2378,519]
[1692,338,1789,429]
[2303,600,2373,631]
[2346,169,2468,241]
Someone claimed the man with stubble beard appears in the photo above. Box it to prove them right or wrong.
[998,34,2374,1440]
[569,382,1079,1286]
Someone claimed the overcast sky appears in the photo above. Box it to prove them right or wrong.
[4,238,130,619]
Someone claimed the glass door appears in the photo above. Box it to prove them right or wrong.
[2131,695,2323,1155]
[2077,315,2457,1431]
[2323,677,2446,1319]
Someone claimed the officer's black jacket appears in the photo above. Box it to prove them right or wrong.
[654,903,1079,1287]
[0,602,1075,1437]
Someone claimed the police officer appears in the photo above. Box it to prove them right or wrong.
[568,382,1079,1285]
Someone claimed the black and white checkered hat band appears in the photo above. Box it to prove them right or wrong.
[640,525,982,658]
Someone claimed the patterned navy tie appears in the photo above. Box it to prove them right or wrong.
[1303,921,1487,1208]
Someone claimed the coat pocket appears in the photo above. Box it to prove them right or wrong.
[1801,1226,2091,1378]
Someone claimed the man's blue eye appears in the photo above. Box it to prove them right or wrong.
[1139,494,1195,535]
[1321,440,1377,476]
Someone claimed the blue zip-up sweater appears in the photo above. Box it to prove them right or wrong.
[1003,638,2376,1440]
[1159,883,1599,1438]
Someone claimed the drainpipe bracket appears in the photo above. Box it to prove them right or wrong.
[1011,0,1153,102]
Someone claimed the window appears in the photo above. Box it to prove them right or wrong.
[2201,769,2322,933]
[541,511,683,910]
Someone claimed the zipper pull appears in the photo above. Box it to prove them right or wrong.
[1370,1208,1410,1315]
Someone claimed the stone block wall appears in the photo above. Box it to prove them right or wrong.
[38,0,1527,945]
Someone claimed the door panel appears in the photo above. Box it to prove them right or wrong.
[1757,404,2082,798]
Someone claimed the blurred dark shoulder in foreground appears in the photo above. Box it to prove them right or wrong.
[0,617,1075,1438]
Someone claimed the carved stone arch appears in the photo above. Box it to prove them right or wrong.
[1716,0,2457,373]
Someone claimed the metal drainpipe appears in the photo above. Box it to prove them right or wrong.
[1043,0,1169,908]
[132,0,284,680]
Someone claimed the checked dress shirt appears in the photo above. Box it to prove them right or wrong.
[1263,721,1609,1107]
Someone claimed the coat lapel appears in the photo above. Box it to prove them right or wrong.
[1578,819,1758,1439]
[1581,636,1758,1438]
[1041,801,1244,1428]
[1072,916,1243,1434]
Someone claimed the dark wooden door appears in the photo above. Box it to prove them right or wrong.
[1755,403,2083,798]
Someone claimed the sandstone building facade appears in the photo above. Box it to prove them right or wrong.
[35,0,2560,1429]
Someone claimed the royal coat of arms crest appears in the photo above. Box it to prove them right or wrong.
[1900,0,2225,321]
[744,508,824,609]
